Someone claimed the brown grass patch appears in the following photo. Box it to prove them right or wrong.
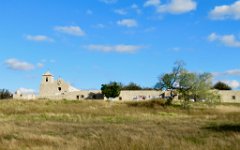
[0,100,239,149]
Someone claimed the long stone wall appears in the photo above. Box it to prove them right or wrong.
[13,89,240,103]
[109,90,165,101]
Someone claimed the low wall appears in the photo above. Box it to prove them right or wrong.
[105,90,165,101]
[37,90,103,100]
[217,90,240,103]
[13,93,36,100]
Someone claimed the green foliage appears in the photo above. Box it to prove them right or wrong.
[121,82,142,90]
[0,89,12,100]
[101,82,121,99]
[142,87,154,90]
[156,61,220,107]
[155,61,186,90]
[213,81,232,90]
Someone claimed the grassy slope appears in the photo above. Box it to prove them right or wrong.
[0,100,239,150]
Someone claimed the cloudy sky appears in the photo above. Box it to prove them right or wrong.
[1,0,240,92]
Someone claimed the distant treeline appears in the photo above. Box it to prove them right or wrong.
[0,89,13,100]
[120,82,154,91]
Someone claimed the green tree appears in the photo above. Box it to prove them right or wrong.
[155,61,185,105]
[101,82,121,99]
[0,89,13,100]
[156,61,219,107]
[121,82,142,90]
[213,81,232,90]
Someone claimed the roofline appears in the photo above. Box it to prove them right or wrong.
[42,74,54,76]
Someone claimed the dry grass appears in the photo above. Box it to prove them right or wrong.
[0,99,239,150]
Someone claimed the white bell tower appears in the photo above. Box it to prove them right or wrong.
[42,71,54,84]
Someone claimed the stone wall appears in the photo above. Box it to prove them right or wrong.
[108,90,165,101]
[37,90,103,100]
[217,90,240,103]
[13,93,36,100]
[13,89,240,103]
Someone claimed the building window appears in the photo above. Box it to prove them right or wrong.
[76,95,80,100]
[119,97,122,100]
[81,95,84,98]
[58,87,62,91]
[46,77,48,82]
[232,96,236,100]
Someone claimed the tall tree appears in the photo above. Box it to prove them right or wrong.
[156,61,219,106]
[101,82,121,99]
[121,82,142,90]
[213,82,232,90]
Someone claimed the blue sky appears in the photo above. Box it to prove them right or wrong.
[1,0,240,92]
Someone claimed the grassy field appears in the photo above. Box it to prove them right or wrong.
[0,100,239,150]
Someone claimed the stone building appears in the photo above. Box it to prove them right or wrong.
[217,90,240,103]
[13,71,240,103]
[13,90,36,100]
[38,72,103,100]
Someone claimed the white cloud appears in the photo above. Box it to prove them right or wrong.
[209,1,240,20]
[208,33,240,48]
[54,26,85,36]
[144,0,197,14]
[40,59,56,64]
[114,4,141,16]
[5,58,35,71]
[86,44,142,53]
[222,80,240,89]
[225,70,240,76]
[86,9,93,15]
[16,88,35,94]
[117,19,138,27]
[50,59,56,63]
[114,9,128,15]
[213,69,240,77]
[158,0,197,14]
[144,0,160,7]
[131,4,142,14]
[25,35,53,42]
[208,33,218,41]
[144,27,156,32]
[93,24,106,29]
[37,63,44,68]
[99,0,117,4]
[172,47,181,52]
